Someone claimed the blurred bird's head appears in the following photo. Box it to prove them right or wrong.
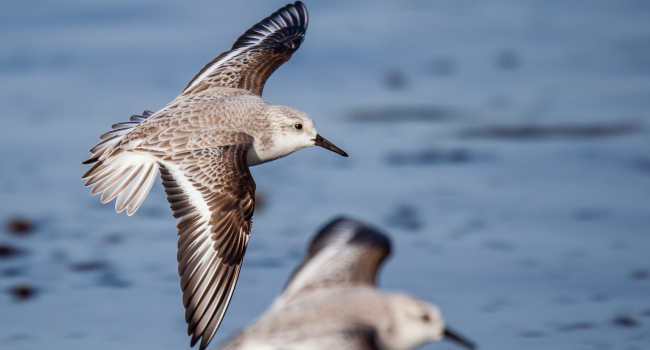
[381,294,476,350]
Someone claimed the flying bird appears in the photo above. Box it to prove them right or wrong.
[81,2,347,349]
[216,217,477,350]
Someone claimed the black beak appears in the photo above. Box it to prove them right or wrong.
[314,134,348,157]
[444,327,476,350]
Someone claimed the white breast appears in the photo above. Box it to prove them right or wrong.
[247,135,311,166]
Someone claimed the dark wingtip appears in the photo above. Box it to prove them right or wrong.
[231,1,309,50]
[189,331,200,348]
[81,159,104,181]
[349,225,392,254]
[81,156,99,165]
[308,217,391,257]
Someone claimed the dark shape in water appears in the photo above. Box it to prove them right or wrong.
[480,298,508,313]
[631,269,649,280]
[386,148,473,166]
[70,261,108,272]
[612,314,640,328]
[352,106,451,122]
[385,69,406,90]
[635,158,650,174]
[590,293,610,302]
[642,309,650,317]
[557,321,594,332]
[573,207,609,221]
[0,244,24,259]
[10,284,36,302]
[449,149,471,163]
[387,149,440,166]
[461,122,643,139]
[6,217,35,236]
[99,267,131,288]
[1,267,24,277]
[482,239,515,252]
[386,205,423,232]
[429,56,456,77]
[496,49,519,70]
[105,232,123,244]
[519,330,546,338]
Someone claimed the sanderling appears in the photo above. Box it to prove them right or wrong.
[217,218,476,350]
[81,2,347,349]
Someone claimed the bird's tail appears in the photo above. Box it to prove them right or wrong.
[81,111,159,216]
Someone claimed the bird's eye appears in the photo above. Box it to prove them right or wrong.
[421,314,431,322]
[294,123,303,130]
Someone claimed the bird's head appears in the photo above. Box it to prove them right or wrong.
[267,105,347,159]
[381,294,476,350]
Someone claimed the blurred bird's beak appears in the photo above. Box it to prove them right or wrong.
[314,134,348,157]
[444,327,476,350]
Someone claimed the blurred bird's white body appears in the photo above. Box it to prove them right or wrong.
[223,288,446,350]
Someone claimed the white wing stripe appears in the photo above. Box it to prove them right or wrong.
[162,161,215,235]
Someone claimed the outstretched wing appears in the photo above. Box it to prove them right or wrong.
[181,1,308,97]
[159,143,255,350]
[281,217,392,298]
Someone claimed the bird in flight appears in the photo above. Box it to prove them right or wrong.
[81,2,347,349]
[216,217,477,350]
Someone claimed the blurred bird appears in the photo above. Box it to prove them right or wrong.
[216,217,476,350]
[81,2,347,349]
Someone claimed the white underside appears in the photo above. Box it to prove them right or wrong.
[247,135,315,167]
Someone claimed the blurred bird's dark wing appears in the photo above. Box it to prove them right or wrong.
[281,217,392,297]
[181,1,308,97]
[339,326,381,350]
[160,141,255,350]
